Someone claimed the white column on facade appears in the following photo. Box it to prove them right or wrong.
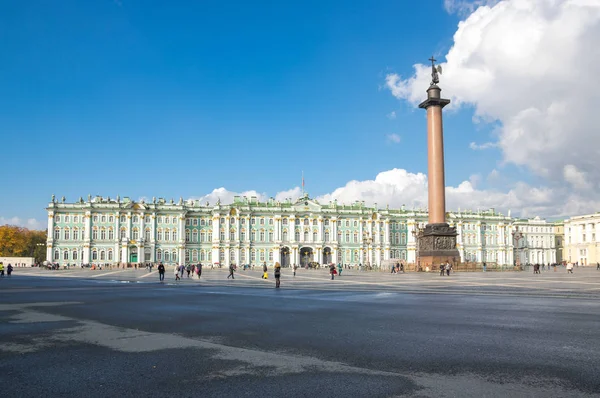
[212,215,220,243]
[317,218,323,242]
[212,247,220,266]
[47,211,54,262]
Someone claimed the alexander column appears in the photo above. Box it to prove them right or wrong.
[416,57,460,270]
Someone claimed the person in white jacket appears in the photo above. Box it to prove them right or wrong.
[566,263,574,274]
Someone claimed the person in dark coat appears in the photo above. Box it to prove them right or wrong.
[274,262,281,288]
[157,263,165,281]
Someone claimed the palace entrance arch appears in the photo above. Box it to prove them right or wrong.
[300,247,314,267]
[280,246,290,267]
[323,247,332,264]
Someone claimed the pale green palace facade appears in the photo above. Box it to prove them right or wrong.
[46,194,557,267]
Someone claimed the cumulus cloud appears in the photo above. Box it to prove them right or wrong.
[275,187,303,202]
[386,133,401,144]
[385,0,600,193]
[190,188,268,205]
[0,216,46,230]
[443,0,500,15]
[315,168,600,219]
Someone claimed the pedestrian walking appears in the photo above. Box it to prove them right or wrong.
[337,263,343,276]
[566,262,574,274]
[158,263,165,281]
[329,263,336,280]
[483,262,487,272]
[445,262,451,276]
[174,265,181,281]
[597,262,599,270]
[293,264,297,277]
[196,263,202,279]
[227,263,235,279]
[0,262,4,277]
[274,262,281,288]
[262,262,268,279]
[7,263,13,277]
[440,263,445,276]
[186,264,191,278]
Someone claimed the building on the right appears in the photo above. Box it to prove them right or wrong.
[511,217,557,266]
[563,213,600,265]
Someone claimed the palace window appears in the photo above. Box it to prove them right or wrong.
[200,219,205,226]
[92,229,98,240]
[145,216,150,223]
[269,218,273,225]
[221,218,225,224]
[192,250,198,262]
[345,232,350,243]
[93,216,98,222]
[313,220,317,226]
[251,231,256,241]
[145,229,151,241]
[240,250,246,262]
[240,231,246,241]
[120,228,127,239]
[164,251,170,262]
[230,250,235,263]
[354,221,358,227]
[74,216,79,223]
[208,232,212,241]
[337,231,342,243]
[353,233,358,243]
[164,229,170,241]
[325,232,330,242]
[73,229,79,240]
[282,230,288,241]
[324,220,329,226]
[337,221,341,227]
[186,219,190,226]
[192,218,198,226]
[304,219,309,226]
[345,220,349,227]
[200,232,205,242]
[64,215,70,223]
[55,215,61,223]
[63,251,69,260]
[156,249,162,261]
[401,233,406,245]
[200,251,205,261]
[268,232,273,242]
[260,218,265,225]
[241,218,245,225]
[172,217,176,224]
[295,231,300,241]
[172,230,177,241]
[92,251,98,261]
[72,250,78,260]
[133,216,138,223]
[108,250,113,261]
[192,230,198,242]
[220,231,225,241]
[251,250,256,261]
[165,217,170,224]
[220,250,225,262]
[54,250,59,260]
[283,218,288,226]
[268,251,273,261]
[260,231,265,241]
[186,230,191,242]
[304,231,309,241]
[313,232,317,242]
[100,251,106,261]
[230,231,235,240]
[120,215,126,223]
[100,228,106,240]
[157,230,163,241]
[230,217,235,224]
[185,250,190,262]
[64,228,70,240]
[102,215,107,223]
[260,251,265,261]
[295,219,300,226]
[251,218,256,225]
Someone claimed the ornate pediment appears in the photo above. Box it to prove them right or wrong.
[293,195,321,213]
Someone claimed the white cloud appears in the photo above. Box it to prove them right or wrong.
[386,0,600,199]
[275,187,303,202]
[469,141,497,150]
[190,188,268,205]
[386,111,397,119]
[0,216,46,230]
[315,168,600,219]
[563,164,591,190]
[386,133,401,144]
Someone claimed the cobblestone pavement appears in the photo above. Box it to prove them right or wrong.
[1,267,599,397]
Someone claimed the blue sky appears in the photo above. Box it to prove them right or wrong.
[2,0,594,227]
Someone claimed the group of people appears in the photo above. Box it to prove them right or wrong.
[0,262,13,277]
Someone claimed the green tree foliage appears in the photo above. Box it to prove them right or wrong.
[0,225,47,263]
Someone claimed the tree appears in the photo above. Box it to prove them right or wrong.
[0,225,47,263]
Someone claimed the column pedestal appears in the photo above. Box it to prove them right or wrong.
[417,223,461,270]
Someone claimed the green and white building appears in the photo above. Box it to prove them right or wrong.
[46,194,556,267]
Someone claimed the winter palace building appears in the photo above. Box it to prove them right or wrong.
[46,194,558,268]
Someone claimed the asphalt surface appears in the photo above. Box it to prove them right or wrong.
[1,267,599,397]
